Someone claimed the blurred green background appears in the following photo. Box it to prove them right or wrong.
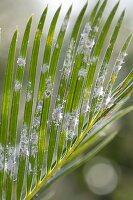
[0,0,133,199]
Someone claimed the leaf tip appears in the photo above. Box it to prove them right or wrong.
[69,3,73,13]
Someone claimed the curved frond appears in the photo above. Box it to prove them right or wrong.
[0,1,132,199]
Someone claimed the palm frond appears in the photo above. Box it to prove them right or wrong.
[0,1,132,199]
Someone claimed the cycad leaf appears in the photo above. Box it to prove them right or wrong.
[46,2,91,173]
[27,5,62,192]
[104,33,132,100]
[17,7,48,199]
[40,5,72,175]
[60,0,108,152]
[89,10,125,122]
[34,4,71,179]
[5,16,32,199]
[76,1,119,140]
[65,0,108,113]
[55,2,90,163]
[0,29,18,199]
[0,1,133,199]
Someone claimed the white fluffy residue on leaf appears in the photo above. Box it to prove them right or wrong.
[41,63,49,74]
[78,68,88,79]
[62,38,75,80]
[45,77,53,98]
[14,80,22,92]
[52,105,63,126]
[26,81,33,102]
[17,57,26,67]
[20,124,29,156]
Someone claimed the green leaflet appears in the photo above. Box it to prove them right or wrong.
[27,5,62,191]
[5,16,32,200]
[17,7,48,200]
[89,10,125,122]
[64,0,108,114]
[38,5,72,177]
[112,70,133,98]
[62,0,108,150]
[104,34,133,99]
[47,2,88,172]
[0,29,18,200]
[69,0,119,143]
[83,1,120,124]
[56,3,91,163]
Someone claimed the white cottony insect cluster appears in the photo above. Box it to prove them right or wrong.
[105,96,114,108]
[30,130,38,156]
[88,56,98,66]
[52,105,63,126]
[62,38,75,80]
[20,124,29,156]
[14,80,22,92]
[94,86,104,97]
[82,99,90,114]
[45,77,53,98]
[36,101,43,113]
[113,52,127,74]
[5,146,15,174]
[93,76,105,98]
[41,63,49,74]
[0,145,17,174]
[102,51,128,108]
[29,101,43,155]
[63,111,79,139]
[77,23,95,62]
[26,81,33,102]
[94,25,99,33]
[17,57,26,67]
[33,116,41,129]
[78,68,88,79]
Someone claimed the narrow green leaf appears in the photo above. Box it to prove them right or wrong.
[77,1,120,136]
[27,5,62,190]
[16,7,48,200]
[115,82,133,103]
[53,0,108,166]
[56,3,90,163]
[73,0,108,138]
[46,3,88,173]
[43,5,72,174]
[5,16,32,200]
[104,33,133,101]
[85,1,120,98]
[64,0,108,113]
[62,0,108,147]
[112,70,133,98]
[89,0,101,24]
[89,10,125,122]
[0,29,18,199]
